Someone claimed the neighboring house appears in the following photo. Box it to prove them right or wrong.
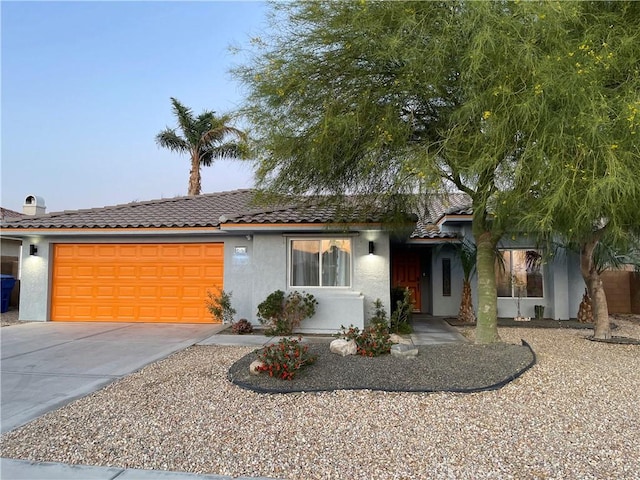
[1,206,25,308]
[0,189,585,331]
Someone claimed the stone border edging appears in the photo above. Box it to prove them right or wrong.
[227,340,537,395]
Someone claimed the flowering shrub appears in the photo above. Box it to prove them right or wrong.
[232,318,254,334]
[338,323,392,357]
[256,337,317,380]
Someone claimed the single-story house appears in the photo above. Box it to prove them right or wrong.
[0,190,585,332]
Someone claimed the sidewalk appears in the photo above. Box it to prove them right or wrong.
[0,458,280,480]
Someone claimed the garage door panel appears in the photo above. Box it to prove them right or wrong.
[51,243,223,323]
[75,285,94,298]
[160,266,180,277]
[117,245,138,257]
[117,305,136,317]
[75,266,94,277]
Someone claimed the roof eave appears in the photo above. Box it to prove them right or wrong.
[0,226,223,237]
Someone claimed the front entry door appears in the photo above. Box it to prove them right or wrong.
[392,250,422,312]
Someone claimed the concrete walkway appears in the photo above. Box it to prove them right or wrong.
[410,316,469,345]
[1,318,464,480]
[198,317,467,347]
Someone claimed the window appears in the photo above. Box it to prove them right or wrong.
[290,238,351,287]
[496,250,543,298]
[442,258,451,296]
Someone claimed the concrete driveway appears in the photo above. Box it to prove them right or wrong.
[1,322,223,434]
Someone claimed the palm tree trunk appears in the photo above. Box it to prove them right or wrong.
[580,237,610,339]
[458,280,476,323]
[475,231,501,344]
[188,153,202,196]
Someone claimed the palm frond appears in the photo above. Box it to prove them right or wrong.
[200,141,246,166]
[170,97,199,145]
[594,239,640,274]
[155,129,190,153]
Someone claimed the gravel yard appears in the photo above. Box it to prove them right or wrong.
[2,319,639,479]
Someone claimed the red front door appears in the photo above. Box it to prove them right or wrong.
[392,250,422,312]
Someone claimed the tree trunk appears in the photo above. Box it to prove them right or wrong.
[188,153,202,196]
[580,237,611,339]
[577,289,593,323]
[458,280,476,323]
[475,231,501,344]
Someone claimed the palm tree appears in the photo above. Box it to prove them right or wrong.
[438,239,477,324]
[156,97,246,196]
[456,239,478,324]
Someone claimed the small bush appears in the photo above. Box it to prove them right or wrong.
[338,323,392,357]
[232,318,254,334]
[390,287,413,334]
[394,322,413,334]
[257,290,318,336]
[257,290,285,323]
[370,298,388,327]
[256,337,317,380]
[205,287,236,324]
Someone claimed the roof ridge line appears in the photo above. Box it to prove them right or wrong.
[10,189,257,219]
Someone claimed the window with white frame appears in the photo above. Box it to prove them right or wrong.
[496,249,543,298]
[290,238,351,287]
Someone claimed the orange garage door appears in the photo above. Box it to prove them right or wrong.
[51,243,223,323]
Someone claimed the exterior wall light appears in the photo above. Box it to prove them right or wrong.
[368,241,375,255]
[29,244,38,256]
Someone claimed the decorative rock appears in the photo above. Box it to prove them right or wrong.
[249,360,265,375]
[390,344,419,358]
[330,339,357,356]
[389,333,413,345]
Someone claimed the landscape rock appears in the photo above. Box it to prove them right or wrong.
[249,360,265,375]
[330,339,357,356]
[390,344,419,358]
[389,333,413,345]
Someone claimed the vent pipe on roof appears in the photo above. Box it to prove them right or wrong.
[23,195,46,216]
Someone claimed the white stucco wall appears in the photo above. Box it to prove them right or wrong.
[15,229,391,332]
[225,230,391,333]
[423,227,584,321]
[18,238,50,321]
[430,248,464,317]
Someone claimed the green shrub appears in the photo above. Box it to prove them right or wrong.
[339,323,392,357]
[232,318,254,334]
[390,287,413,334]
[256,337,317,380]
[257,290,318,336]
[370,298,388,327]
[205,287,236,324]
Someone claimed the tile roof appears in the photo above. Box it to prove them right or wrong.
[225,202,387,225]
[1,189,473,239]
[418,193,472,224]
[410,221,459,239]
[1,190,256,229]
[0,207,23,221]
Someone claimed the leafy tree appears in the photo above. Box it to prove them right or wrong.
[156,97,246,196]
[517,2,640,339]
[237,1,638,343]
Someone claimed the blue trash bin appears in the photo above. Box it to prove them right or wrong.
[1,274,17,313]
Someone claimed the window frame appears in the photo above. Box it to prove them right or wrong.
[287,237,353,288]
[496,249,544,299]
